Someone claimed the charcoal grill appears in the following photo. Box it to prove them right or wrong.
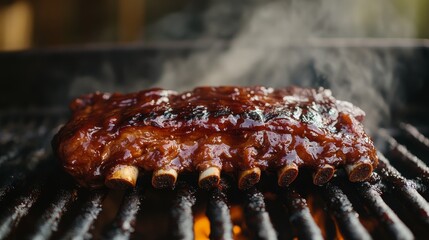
[0,41,429,239]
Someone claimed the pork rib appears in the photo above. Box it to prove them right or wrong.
[52,86,378,189]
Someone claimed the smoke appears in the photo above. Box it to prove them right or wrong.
[149,0,417,130]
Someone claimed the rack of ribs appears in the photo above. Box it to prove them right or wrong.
[52,86,378,190]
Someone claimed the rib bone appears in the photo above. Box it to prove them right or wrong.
[152,168,178,189]
[238,167,261,190]
[313,164,335,185]
[198,167,221,189]
[278,163,299,187]
[345,160,373,182]
[105,165,139,189]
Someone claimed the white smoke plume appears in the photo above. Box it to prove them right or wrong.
[151,0,417,130]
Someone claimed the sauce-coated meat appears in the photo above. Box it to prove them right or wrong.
[52,86,378,189]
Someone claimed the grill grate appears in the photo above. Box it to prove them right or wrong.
[242,188,277,239]
[103,186,143,239]
[1,112,429,239]
[282,188,323,240]
[323,181,372,240]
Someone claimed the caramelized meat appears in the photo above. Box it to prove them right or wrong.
[52,86,378,189]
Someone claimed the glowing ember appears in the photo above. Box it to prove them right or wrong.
[233,225,242,235]
[194,214,210,240]
[193,205,247,239]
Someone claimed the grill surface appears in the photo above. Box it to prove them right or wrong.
[0,110,429,239]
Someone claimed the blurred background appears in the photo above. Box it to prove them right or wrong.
[0,0,428,51]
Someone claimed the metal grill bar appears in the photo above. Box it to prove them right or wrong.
[323,182,371,240]
[0,151,53,206]
[206,186,233,240]
[400,123,429,150]
[0,156,52,240]
[377,153,429,226]
[282,188,323,240]
[60,190,107,240]
[355,175,413,240]
[0,181,43,239]
[28,188,77,240]
[170,181,196,240]
[103,186,143,240]
[0,118,52,168]
[0,169,26,202]
[382,133,429,185]
[242,188,277,240]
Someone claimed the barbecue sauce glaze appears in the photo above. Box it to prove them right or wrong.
[53,86,378,187]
